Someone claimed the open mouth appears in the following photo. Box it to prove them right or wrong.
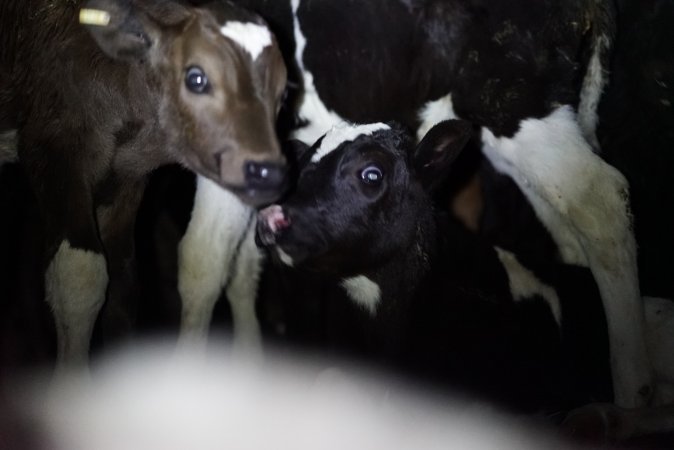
[256,205,302,267]
[256,204,290,246]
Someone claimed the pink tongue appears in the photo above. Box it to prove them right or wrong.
[260,204,290,233]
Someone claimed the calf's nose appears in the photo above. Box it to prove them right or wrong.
[244,160,286,190]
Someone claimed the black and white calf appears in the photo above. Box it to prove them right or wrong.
[256,122,674,418]
[180,0,652,407]
[0,0,287,367]
[256,121,566,410]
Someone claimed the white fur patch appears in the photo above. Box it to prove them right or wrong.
[311,122,390,163]
[277,248,294,267]
[482,106,650,408]
[416,94,458,141]
[578,35,608,150]
[45,240,108,365]
[220,21,272,61]
[494,247,562,326]
[481,107,591,267]
[290,0,347,144]
[341,275,381,316]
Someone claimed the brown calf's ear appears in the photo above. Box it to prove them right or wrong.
[413,119,472,191]
[81,0,190,62]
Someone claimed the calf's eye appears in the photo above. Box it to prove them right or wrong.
[360,165,384,185]
[185,65,210,94]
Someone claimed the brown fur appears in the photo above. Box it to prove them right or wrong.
[0,0,287,359]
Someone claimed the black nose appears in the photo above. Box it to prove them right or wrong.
[244,160,286,190]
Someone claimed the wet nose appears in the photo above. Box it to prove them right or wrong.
[244,160,286,190]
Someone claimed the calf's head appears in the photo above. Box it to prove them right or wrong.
[83,0,287,205]
[256,120,472,276]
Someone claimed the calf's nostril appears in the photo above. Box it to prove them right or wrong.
[246,161,272,180]
[244,161,286,188]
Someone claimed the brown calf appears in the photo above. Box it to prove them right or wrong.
[0,0,287,368]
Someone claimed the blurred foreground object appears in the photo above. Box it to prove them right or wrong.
[7,340,567,450]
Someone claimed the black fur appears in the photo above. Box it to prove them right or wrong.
[257,122,581,412]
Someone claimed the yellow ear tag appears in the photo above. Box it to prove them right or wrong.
[79,8,111,26]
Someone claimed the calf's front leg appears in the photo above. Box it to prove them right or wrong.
[45,240,107,369]
[224,217,264,353]
[34,179,107,369]
[178,175,263,353]
[21,135,111,370]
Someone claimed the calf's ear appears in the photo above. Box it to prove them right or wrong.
[413,119,472,191]
[283,139,312,165]
[81,0,191,62]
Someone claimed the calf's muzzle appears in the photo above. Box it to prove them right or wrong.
[244,160,286,190]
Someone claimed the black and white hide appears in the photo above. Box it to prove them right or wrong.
[180,0,654,409]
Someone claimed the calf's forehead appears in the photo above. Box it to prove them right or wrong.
[311,123,392,164]
[183,6,277,62]
[219,20,273,61]
[175,15,283,99]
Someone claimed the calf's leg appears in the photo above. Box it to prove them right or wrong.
[20,134,110,370]
[178,175,263,352]
[45,240,107,369]
[481,106,653,408]
[35,180,107,370]
[225,217,264,353]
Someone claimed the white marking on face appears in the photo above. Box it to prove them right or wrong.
[290,0,347,144]
[341,275,381,316]
[220,21,272,61]
[494,247,562,326]
[416,93,458,141]
[578,35,608,150]
[277,248,294,267]
[311,122,390,163]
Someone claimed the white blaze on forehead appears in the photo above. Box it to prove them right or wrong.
[311,123,390,163]
[220,21,272,61]
[341,275,381,316]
